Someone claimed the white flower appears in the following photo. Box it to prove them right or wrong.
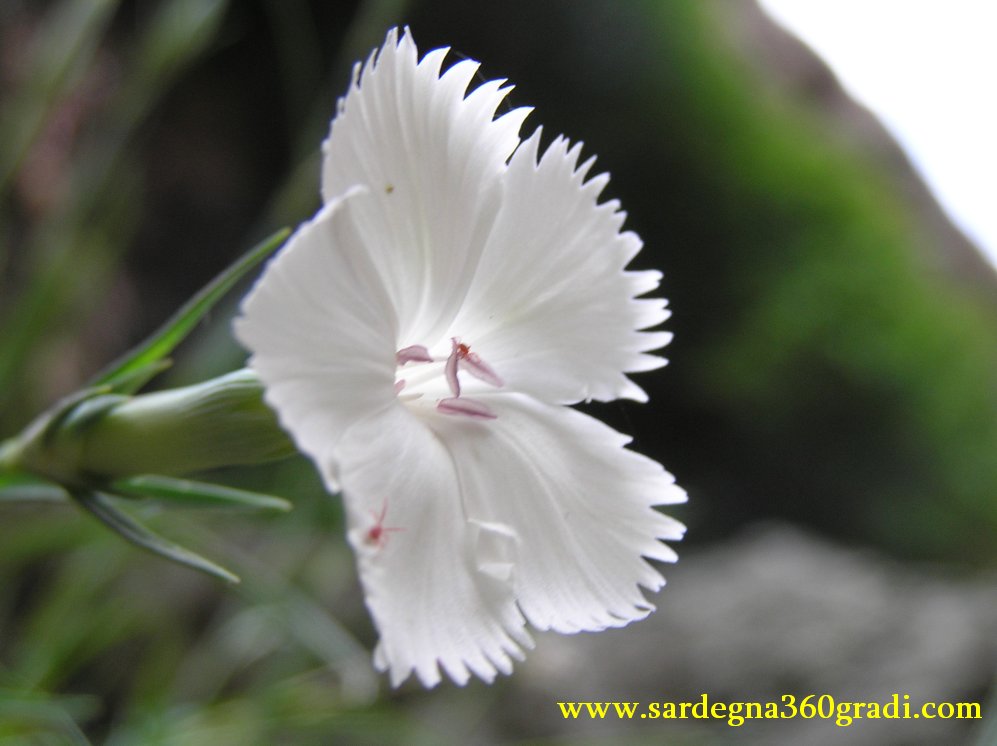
[234,27,686,688]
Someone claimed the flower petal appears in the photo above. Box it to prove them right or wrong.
[335,404,531,687]
[321,28,532,345]
[430,393,686,633]
[234,192,397,490]
[450,129,670,404]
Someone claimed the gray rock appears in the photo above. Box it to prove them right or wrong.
[503,524,997,745]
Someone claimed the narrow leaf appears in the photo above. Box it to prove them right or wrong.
[0,473,68,504]
[70,489,240,583]
[0,0,233,412]
[110,474,292,512]
[102,357,173,396]
[91,227,290,391]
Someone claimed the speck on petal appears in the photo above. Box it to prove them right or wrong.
[337,405,532,687]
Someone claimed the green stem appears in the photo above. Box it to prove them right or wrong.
[0,437,21,474]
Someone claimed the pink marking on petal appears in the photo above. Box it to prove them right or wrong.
[366,500,404,548]
[394,380,406,394]
[444,339,461,397]
[437,396,497,419]
[396,345,433,366]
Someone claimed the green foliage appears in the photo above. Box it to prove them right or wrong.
[0,473,67,504]
[70,489,241,584]
[0,228,293,583]
[0,690,96,745]
[92,228,290,394]
[110,475,291,513]
[0,0,118,194]
[0,459,379,744]
[0,2,417,741]
[0,0,229,425]
[640,0,997,558]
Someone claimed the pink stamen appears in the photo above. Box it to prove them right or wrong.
[396,345,434,366]
[397,337,503,416]
[445,337,503,396]
[459,349,503,388]
[437,396,497,419]
[444,340,461,397]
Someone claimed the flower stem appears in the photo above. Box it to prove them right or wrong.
[0,437,21,474]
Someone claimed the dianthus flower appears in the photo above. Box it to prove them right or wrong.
[235,28,685,687]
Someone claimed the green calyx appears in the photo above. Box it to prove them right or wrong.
[0,228,297,583]
[3,369,293,488]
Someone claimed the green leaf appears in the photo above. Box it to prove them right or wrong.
[0,0,233,418]
[110,475,292,512]
[0,690,96,746]
[90,227,290,393]
[69,489,240,584]
[100,358,173,397]
[0,473,68,504]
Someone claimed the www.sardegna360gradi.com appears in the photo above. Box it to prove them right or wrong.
[557,693,982,728]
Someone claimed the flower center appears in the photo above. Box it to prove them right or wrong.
[395,338,503,419]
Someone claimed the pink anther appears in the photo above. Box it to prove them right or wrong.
[396,345,434,366]
[437,396,497,420]
[444,338,503,398]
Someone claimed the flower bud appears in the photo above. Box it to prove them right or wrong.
[9,369,293,485]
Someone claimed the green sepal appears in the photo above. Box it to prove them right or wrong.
[53,392,128,439]
[90,227,290,393]
[110,474,292,512]
[0,385,114,485]
[69,489,240,584]
[35,386,113,446]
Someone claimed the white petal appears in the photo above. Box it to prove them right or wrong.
[335,404,531,687]
[321,28,532,345]
[450,129,669,404]
[234,192,397,490]
[429,393,686,634]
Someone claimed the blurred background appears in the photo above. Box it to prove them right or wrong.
[1,0,996,743]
